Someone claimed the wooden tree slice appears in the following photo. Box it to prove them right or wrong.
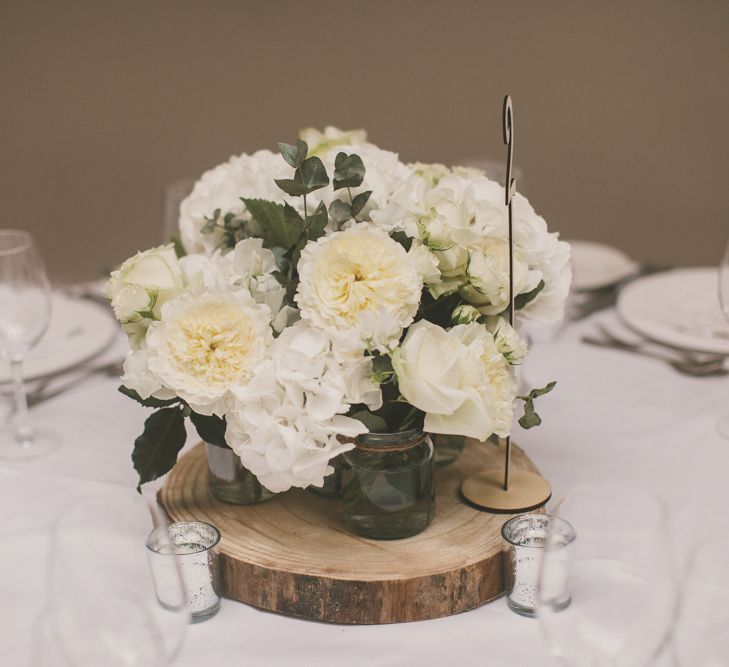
[159,439,545,624]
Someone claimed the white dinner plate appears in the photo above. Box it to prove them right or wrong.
[617,267,729,355]
[569,240,639,291]
[0,294,117,383]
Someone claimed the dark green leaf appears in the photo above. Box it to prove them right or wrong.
[515,280,545,310]
[519,381,557,401]
[189,412,227,448]
[487,433,501,446]
[131,407,187,491]
[518,399,542,429]
[170,231,187,258]
[351,190,372,218]
[390,230,413,251]
[119,385,180,409]
[350,409,388,433]
[242,198,300,249]
[299,156,329,191]
[278,139,308,168]
[328,199,352,224]
[274,175,309,197]
[306,201,328,241]
[283,202,304,228]
[333,152,366,191]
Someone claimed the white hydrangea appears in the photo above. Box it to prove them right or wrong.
[225,321,381,492]
[178,149,292,255]
[295,225,423,352]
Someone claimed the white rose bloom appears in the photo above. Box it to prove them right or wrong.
[295,225,422,352]
[392,320,516,441]
[178,149,292,255]
[142,291,272,416]
[451,304,482,325]
[225,322,378,492]
[105,244,186,348]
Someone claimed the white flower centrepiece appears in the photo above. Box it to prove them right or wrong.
[295,225,423,351]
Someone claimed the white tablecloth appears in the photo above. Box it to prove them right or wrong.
[3,309,727,666]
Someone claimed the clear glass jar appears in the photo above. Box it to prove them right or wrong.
[205,442,277,505]
[432,434,466,467]
[342,430,435,539]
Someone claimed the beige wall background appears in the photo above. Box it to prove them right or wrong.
[1,1,727,283]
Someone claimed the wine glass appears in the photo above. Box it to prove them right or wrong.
[34,494,189,666]
[537,484,676,666]
[673,536,729,665]
[717,238,729,438]
[0,229,57,459]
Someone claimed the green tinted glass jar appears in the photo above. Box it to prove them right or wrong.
[432,434,466,467]
[205,442,277,505]
[309,454,347,499]
[342,430,435,539]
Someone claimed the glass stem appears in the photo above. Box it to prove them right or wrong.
[11,357,34,447]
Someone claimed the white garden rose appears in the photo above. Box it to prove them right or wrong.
[392,320,516,441]
[140,291,272,415]
[104,244,185,349]
[295,225,422,352]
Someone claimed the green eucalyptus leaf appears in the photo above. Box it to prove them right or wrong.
[306,201,328,241]
[242,198,300,249]
[333,152,366,191]
[487,433,501,446]
[351,190,372,218]
[278,139,308,168]
[119,385,180,409]
[274,176,310,197]
[131,407,187,492]
[518,399,542,429]
[515,280,545,310]
[189,412,227,448]
[328,199,352,224]
[299,156,329,191]
[283,202,305,228]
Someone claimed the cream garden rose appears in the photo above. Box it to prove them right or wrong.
[392,320,518,441]
[295,225,423,351]
[124,291,272,416]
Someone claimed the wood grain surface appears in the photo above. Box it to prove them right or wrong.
[159,439,544,624]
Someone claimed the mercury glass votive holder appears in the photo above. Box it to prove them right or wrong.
[147,521,222,623]
[501,513,575,618]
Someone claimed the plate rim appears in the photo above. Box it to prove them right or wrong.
[617,266,729,355]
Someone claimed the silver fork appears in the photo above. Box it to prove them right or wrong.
[581,327,727,377]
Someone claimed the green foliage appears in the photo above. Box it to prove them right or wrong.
[350,409,388,433]
[306,201,329,242]
[131,407,187,492]
[351,190,371,218]
[278,139,308,168]
[241,198,301,249]
[189,412,227,448]
[118,386,180,409]
[170,231,187,258]
[333,152,365,191]
[515,280,545,310]
[299,156,329,191]
[517,381,557,429]
[329,199,352,224]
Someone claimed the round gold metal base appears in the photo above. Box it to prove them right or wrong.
[460,469,551,514]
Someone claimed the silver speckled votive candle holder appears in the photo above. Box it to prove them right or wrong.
[501,513,574,617]
[147,521,222,623]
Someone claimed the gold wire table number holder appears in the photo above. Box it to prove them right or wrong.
[460,95,552,513]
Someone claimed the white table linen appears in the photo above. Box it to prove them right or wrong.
[3,310,727,666]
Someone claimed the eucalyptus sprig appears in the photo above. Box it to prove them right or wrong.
[517,381,556,429]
